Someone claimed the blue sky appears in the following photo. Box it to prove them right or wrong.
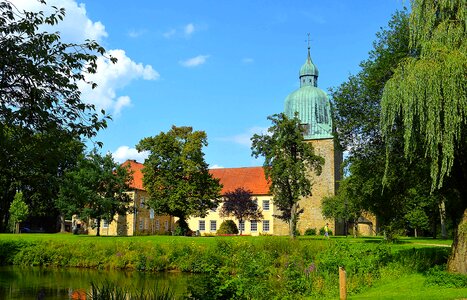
[14,0,407,168]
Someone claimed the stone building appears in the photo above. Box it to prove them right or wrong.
[81,47,352,236]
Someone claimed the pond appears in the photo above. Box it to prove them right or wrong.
[0,266,200,299]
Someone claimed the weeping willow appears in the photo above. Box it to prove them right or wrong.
[381,0,467,190]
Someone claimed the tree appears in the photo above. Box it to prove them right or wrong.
[136,126,222,234]
[219,188,263,235]
[381,0,467,273]
[58,150,132,236]
[8,192,28,233]
[0,1,113,231]
[251,113,324,238]
[329,10,449,239]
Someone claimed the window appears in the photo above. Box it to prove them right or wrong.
[263,200,270,211]
[164,220,169,231]
[149,208,155,219]
[250,220,257,232]
[210,220,217,232]
[139,197,145,208]
[239,220,245,232]
[139,220,143,230]
[263,220,270,232]
[103,219,109,228]
[155,219,160,231]
[144,218,149,230]
[199,220,206,231]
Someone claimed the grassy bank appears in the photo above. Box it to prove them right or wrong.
[0,234,465,299]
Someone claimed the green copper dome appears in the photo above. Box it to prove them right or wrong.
[299,48,319,78]
[285,47,332,140]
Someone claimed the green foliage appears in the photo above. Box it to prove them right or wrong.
[0,235,462,299]
[251,113,324,238]
[88,281,175,300]
[136,126,222,232]
[219,188,262,234]
[217,220,239,235]
[0,0,112,231]
[58,150,132,236]
[425,266,467,288]
[8,192,29,233]
[304,228,317,236]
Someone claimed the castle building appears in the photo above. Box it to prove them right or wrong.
[81,47,344,236]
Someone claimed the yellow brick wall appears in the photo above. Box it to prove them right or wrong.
[187,195,275,236]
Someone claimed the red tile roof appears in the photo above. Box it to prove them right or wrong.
[122,160,271,195]
[122,160,145,190]
[210,167,270,195]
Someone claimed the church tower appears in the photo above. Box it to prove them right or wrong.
[278,43,342,235]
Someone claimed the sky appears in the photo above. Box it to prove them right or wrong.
[12,0,407,168]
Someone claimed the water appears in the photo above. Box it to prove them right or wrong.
[0,266,198,299]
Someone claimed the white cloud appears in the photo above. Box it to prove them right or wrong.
[220,127,269,147]
[163,28,176,38]
[112,146,149,164]
[128,29,146,38]
[210,164,224,169]
[10,0,107,43]
[242,58,254,64]
[184,23,195,36]
[11,0,159,117]
[179,55,210,67]
[78,49,159,116]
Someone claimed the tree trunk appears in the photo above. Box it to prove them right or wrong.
[96,218,101,236]
[447,209,467,274]
[59,214,66,233]
[15,222,19,234]
[414,228,418,238]
[439,199,447,239]
[289,203,298,238]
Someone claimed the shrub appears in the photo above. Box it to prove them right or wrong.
[217,220,239,235]
[304,228,317,236]
[425,266,467,288]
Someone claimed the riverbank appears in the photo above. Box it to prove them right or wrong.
[0,234,465,299]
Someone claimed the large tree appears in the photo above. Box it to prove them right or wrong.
[219,188,263,235]
[136,126,222,233]
[0,1,112,231]
[329,10,448,239]
[58,150,132,236]
[381,0,466,273]
[251,113,324,238]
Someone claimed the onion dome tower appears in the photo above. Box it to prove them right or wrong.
[284,44,332,140]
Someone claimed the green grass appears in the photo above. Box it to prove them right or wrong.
[350,273,467,300]
[0,233,463,299]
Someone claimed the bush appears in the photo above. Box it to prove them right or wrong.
[217,220,239,235]
[304,228,317,236]
[425,266,467,288]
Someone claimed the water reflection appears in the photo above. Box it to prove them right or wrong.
[0,266,197,299]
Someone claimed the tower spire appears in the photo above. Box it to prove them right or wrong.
[307,33,311,62]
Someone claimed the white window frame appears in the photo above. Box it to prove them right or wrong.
[210,220,217,232]
[250,220,257,232]
[199,220,206,231]
[239,220,245,232]
[102,219,109,228]
[263,220,270,232]
[263,200,270,211]
[139,220,143,230]
[139,197,145,208]
[164,220,169,231]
